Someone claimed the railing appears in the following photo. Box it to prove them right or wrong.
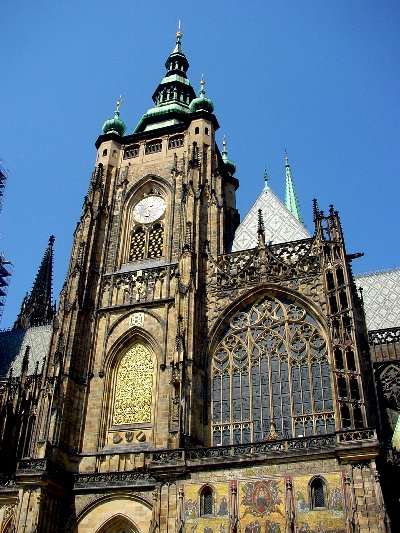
[369,327,400,345]
[6,429,378,490]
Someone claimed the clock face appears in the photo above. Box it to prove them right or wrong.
[133,195,166,224]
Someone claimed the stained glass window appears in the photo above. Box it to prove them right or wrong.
[211,295,334,445]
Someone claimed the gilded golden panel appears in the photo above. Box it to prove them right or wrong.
[113,343,153,425]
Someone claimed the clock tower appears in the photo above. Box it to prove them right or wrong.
[34,26,239,480]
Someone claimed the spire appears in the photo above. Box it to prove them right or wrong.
[263,167,270,191]
[13,235,55,330]
[134,24,196,132]
[173,20,183,53]
[221,136,236,175]
[200,74,205,97]
[284,151,303,222]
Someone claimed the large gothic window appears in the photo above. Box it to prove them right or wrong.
[211,295,334,446]
[113,343,154,426]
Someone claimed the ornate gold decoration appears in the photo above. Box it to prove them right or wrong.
[113,343,154,425]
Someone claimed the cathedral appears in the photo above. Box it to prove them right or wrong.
[0,27,399,533]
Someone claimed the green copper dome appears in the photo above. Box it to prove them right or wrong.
[102,99,126,136]
[221,137,236,175]
[189,77,214,114]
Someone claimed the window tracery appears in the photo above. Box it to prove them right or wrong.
[128,222,164,261]
[128,188,166,263]
[112,343,154,426]
[211,295,334,445]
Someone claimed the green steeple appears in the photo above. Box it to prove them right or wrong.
[134,23,196,133]
[102,97,126,136]
[284,151,303,222]
[189,75,214,114]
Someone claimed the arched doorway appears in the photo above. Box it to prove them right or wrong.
[76,496,152,533]
[96,514,137,533]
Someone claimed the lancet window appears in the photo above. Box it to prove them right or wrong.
[211,294,335,446]
[112,343,154,426]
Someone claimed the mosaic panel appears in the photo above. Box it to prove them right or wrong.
[294,472,345,533]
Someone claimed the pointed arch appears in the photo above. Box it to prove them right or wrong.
[112,342,154,425]
[96,514,138,533]
[119,175,173,267]
[209,289,335,445]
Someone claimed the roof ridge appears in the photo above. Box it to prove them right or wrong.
[355,266,400,278]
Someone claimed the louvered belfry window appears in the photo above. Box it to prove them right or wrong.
[129,223,164,262]
[211,294,335,446]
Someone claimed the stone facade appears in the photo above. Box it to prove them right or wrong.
[0,32,398,533]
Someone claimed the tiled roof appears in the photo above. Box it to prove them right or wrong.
[232,186,310,252]
[355,268,400,331]
[0,324,52,377]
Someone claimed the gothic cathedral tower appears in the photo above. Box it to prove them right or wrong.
[0,29,393,533]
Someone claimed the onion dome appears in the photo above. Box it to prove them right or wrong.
[102,97,126,136]
[189,76,214,114]
[221,136,236,175]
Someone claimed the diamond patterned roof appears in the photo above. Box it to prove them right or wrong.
[232,186,310,252]
[0,324,52,377]
[355,268,400,331]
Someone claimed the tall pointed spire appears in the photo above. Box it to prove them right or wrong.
[284,151,303,222]
[13,235,55,330]
[134,24,196,132]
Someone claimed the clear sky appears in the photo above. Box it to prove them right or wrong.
[1,0,399,327]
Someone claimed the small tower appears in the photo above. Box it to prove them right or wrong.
[13,235,55,329]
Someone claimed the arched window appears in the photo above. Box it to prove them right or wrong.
[129,227,146,261]
[168,134,184,149]
[113,343,154,426]
[310,477,326,509]
[147,223,164,258]
[211,295,334,445]
[200,486,213,516]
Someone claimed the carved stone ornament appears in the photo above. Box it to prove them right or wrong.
[129,312,145,327]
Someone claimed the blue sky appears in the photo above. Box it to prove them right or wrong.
[1,1,399,327]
